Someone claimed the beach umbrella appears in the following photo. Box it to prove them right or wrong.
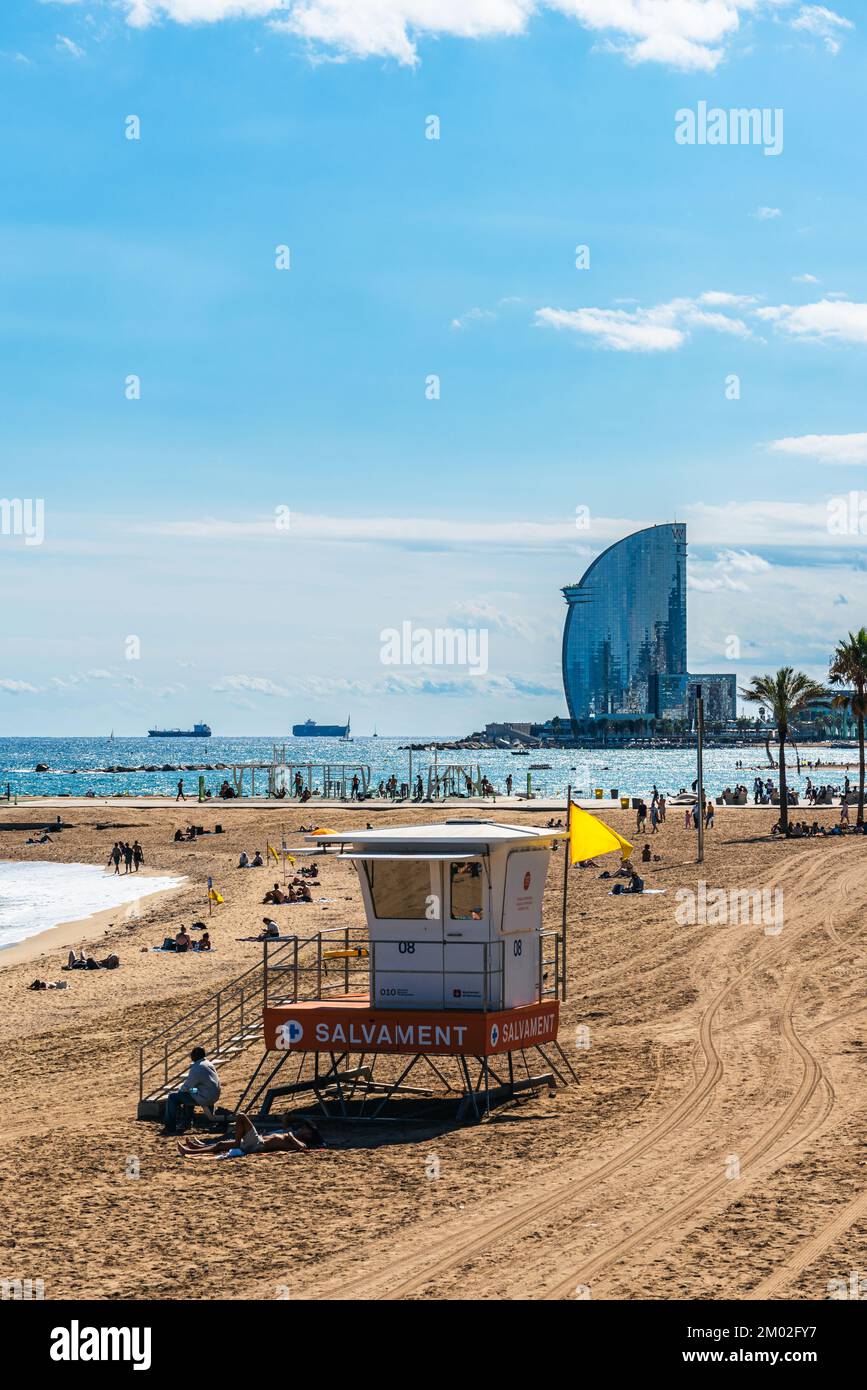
[568,803,633,864]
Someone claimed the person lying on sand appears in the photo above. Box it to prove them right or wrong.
[29,979,68,990]
[177,1114,325,1159]
[64,951,120,970]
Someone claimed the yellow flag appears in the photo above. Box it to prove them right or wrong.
[285,854,296,866]
[568,803,633,864]
[208,888,224,903]
[267,844,279,863]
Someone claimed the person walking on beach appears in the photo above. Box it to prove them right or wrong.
[705,803,714,831]
[108,842,122,874]
[658,794,666,824]
[177,778,186,802]
[650,801,659,835]
[506,773,513,796]
[123,841,134,873]
[133,840,144,871]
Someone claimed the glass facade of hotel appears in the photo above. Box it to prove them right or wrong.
[563,524,687,721]
[562,523,735,724]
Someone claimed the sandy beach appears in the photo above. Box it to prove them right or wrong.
[0,801,864,1302]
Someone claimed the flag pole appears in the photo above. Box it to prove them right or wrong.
[560,782,571,1003]
[696,686,705,865]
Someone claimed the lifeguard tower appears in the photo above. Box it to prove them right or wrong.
[231,820,577,1121]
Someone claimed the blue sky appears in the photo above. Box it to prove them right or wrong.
[1,0,865,734]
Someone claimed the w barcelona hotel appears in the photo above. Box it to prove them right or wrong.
[562,523,736,728]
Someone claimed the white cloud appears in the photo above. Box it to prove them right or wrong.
[109,1,775,71]
[551,0,747,72]
[717,548,772,574]
[753,206,781,219]
[687,548,770,593]
[756,298,867,344]
[56,34,85,56]
[147,510,635,550]
[447,600,535,640]
[536,293,753,353]
[683,498,844,549]
[212,673,290,696]
[793,273,820,283]
[790,5,853,55]
[450,306,496,331]
[0,679,40,694]
[698,291,758,308]
[768,432,867,465]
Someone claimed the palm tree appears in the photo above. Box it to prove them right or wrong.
[740,668,827,832]
[829,628,867,824]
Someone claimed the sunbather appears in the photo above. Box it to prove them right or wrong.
[177,1113,324,1158]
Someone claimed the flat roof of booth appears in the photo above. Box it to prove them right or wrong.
[308,820,564,855]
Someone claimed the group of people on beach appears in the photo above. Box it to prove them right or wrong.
[773,804,865,837]
[108,840,144,873]
[635,791,668,834]
[262,878,313,904]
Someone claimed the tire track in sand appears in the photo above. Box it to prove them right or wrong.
[536,854,866,1300]
[290,850,837,1301]
[743,1189,867,1300]
[540,972,828,1299]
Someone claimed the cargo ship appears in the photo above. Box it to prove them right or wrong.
[292,717,350,739]
[147,723,212,738]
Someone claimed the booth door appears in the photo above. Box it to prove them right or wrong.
[500,849,549,1008]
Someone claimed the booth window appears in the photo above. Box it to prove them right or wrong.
[450,861,483,920]
[365,859,431,920]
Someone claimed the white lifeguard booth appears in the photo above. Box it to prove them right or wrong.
[241,821,576,1121]
[335,820,556,1011]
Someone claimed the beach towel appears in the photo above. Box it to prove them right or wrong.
[608,887,667,897]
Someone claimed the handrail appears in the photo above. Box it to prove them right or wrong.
[138,923,370,1101]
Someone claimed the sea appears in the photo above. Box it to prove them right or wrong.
[0,735,858,804]
[0,860,185,951]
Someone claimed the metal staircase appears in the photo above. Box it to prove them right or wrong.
[137,926,369,1114]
